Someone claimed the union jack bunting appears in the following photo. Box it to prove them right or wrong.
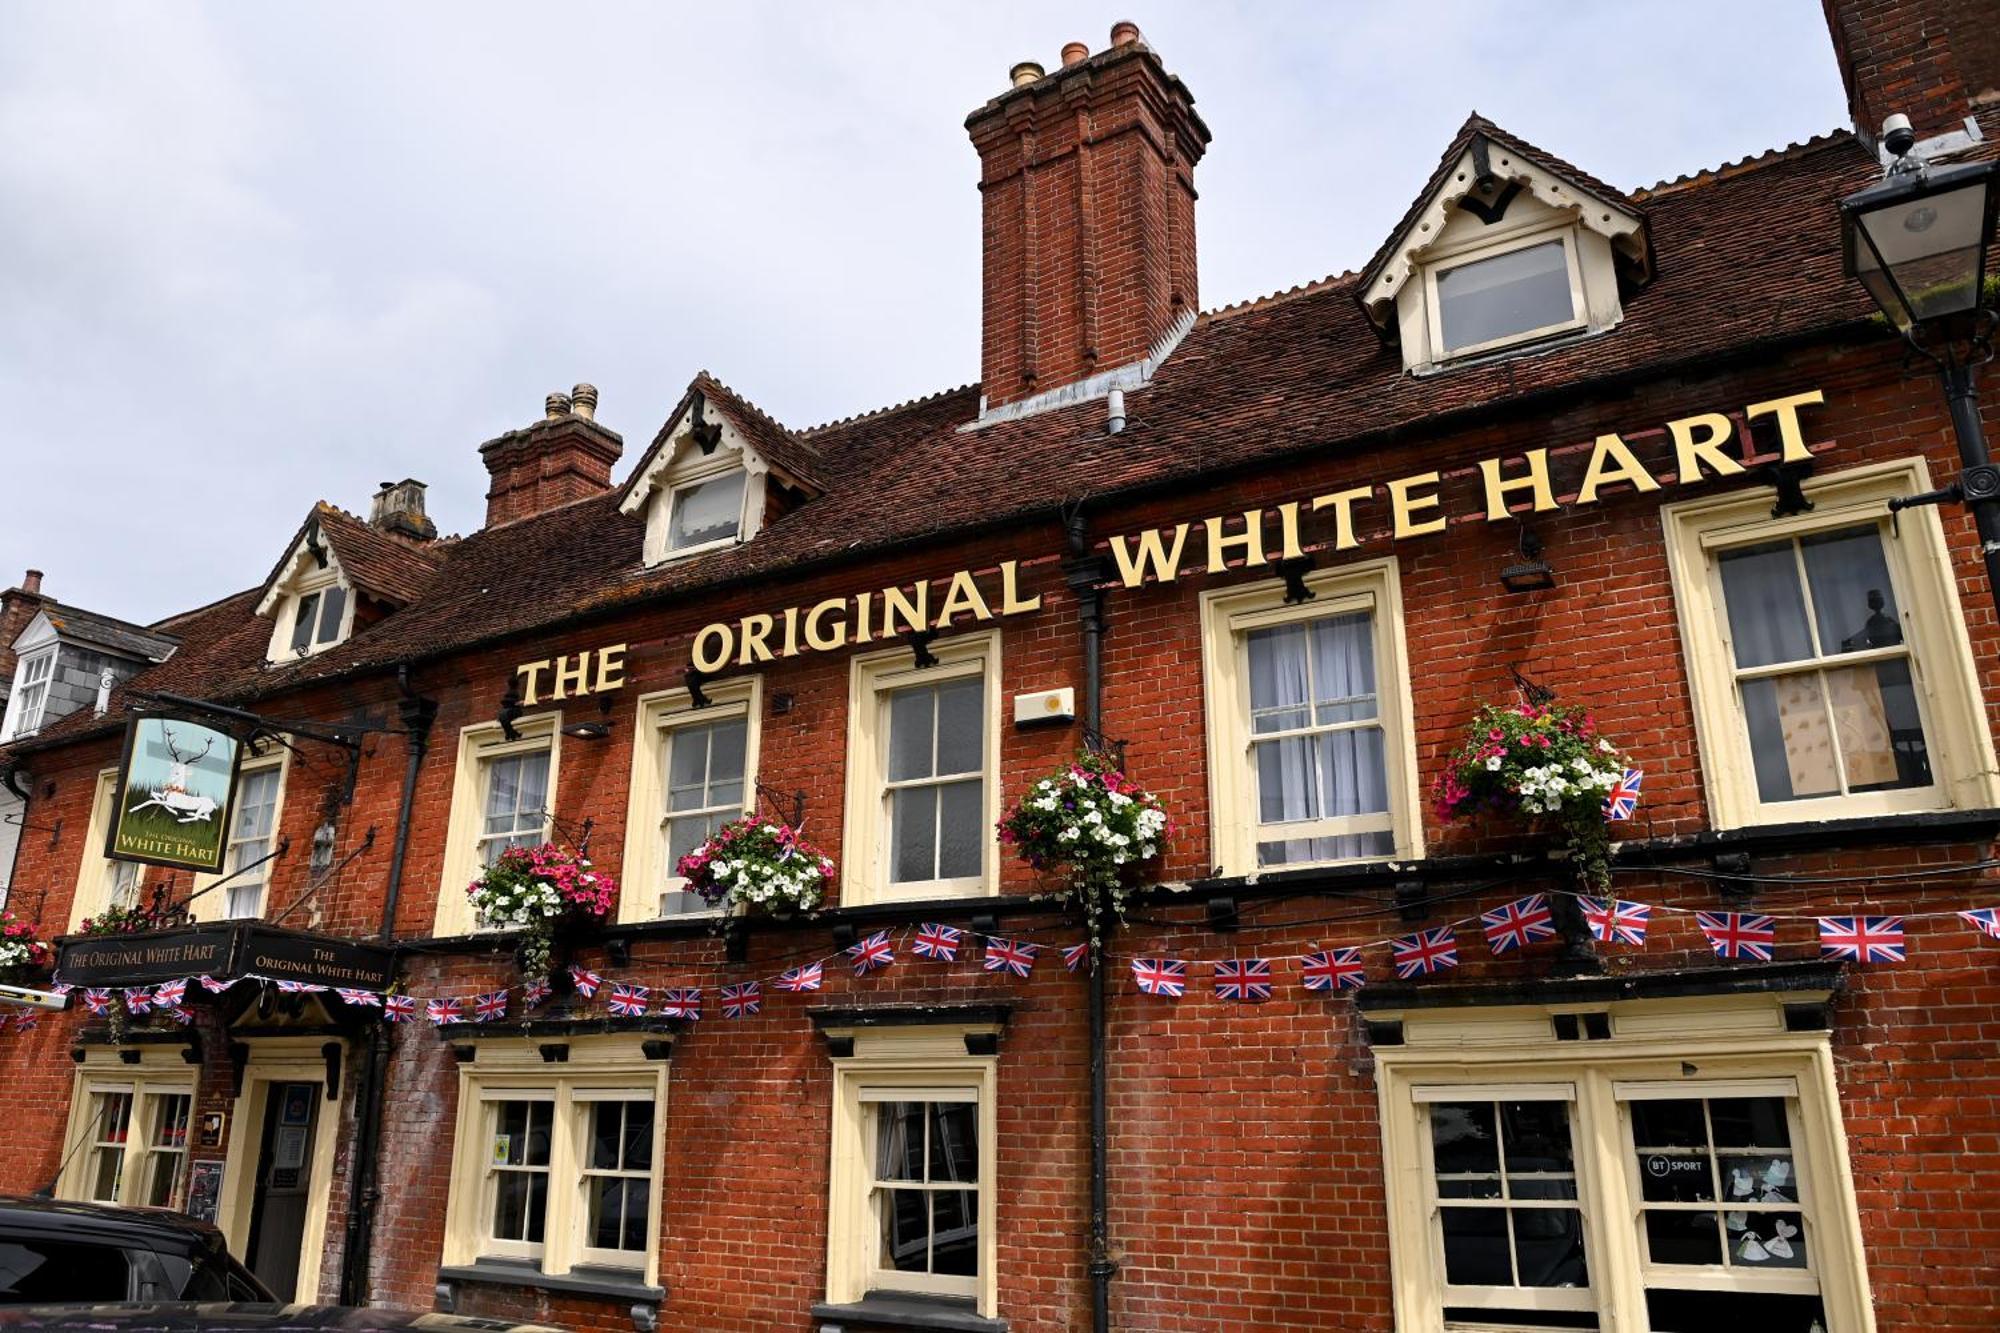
[1696,911,1777,962]
[1818,916,1906,964]
[152,980,186,1007]
[1300,948,1365,992]
[982,938,1040,978]
[383,994,416,1023]
[124,988,153,1015]
[1960,908,2000,941]
[607,983,650,1017]
[12,1012,37,1033]
[848,930,895,975]
[568,965,603,999]
[912,923,963,962]
[1579,897,1652,946]
[1391,926,1460,979]
[1130,958,1188,998]
[335,988,382,1008]
[1481,893,1557,955]
[164,1006,194,1026]
[274,979,328,994]
[425,997,464,1025]
[519,981,552,1009]
[197,975,237,994]
[49,982,73,997]
[472,990,510,1022]
[720,982,761,1018]
[1214,958,1273,1002]
[1063,942,1090,973]
[775,962,824,993]
[659,987,702,1020]
[83,989,112,1016]
[1604,767,1644,821]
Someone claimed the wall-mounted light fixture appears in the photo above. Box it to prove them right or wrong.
[1499,527,1556,593]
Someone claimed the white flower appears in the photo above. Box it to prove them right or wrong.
[1486,755,1503,771]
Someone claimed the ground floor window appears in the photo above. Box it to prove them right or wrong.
[60,1061,196,1211]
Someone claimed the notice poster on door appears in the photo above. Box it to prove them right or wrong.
[186,1159,223,1223]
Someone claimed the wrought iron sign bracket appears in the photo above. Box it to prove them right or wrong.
[755,781,806,830]
[128,689,368,806]
[1274,556,1317,605]
[1762,458,1817,519]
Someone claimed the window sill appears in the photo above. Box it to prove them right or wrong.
[811,1294,1006,1333]
[438,1260,663,1305]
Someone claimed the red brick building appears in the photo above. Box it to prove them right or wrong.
[3,7,1998,1331]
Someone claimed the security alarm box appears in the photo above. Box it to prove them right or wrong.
[1013,687,1076,726]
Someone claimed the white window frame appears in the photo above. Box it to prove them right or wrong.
[642,451,768,567]
[618,678,762,925]
[0,645,56,742]
[441,1035,668,1284]
[190,745,290,922]
[433,712,562,937]
[1663,458,2000,829]
[1422,222,1587,363]
[842,631,1001,907]
[57,1050,196,1210]
[1374,992,1875,1333]
[1199,558,1423,877]
[265,564,355,664]
[824,1023,1000,1318]
[68,768,144,932]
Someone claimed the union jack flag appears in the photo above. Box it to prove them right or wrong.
[1482,894,1557,955]
[275,979,328,994]
[12,1012,37,1033]
[383,994,415,1023]
[519,981,552,1009]
[49,982,73,997]
[83,989,112,1016]
[1391,926,1460,979]
[1130,958,1187,998]
[607,983,650,1017]
[335,988,382,1008]
[124,988,153,1015]
[1697,911,1777,961]
[982,938,1039,978]
[1063,942,1090,973]
[720,982,761,1018]
[152,980,186,1007]
[775,962,824,993]
[197,975,236,993]
[426,997,464,1025]
[912,923,963,962]
[1579,897,1651,946]
[1214,958,1273,1002]
[1960,908,2000,941]
[1604,768,1644,821]
[659,987,702,1020]
[1300,948,1365,992]
[848,930,895,975]
[164,1005,194,1026]
[1818,916,1905,964]
[472,990,510,1022]
[568,965,603,999]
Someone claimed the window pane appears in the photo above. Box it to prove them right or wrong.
[934,678,984,776]
[1827,660,1930,791]
[233,769,280,839]
[668,470,746,549]
[1741,674,1839,802]
[667,812,717,866]
[880,1188,929,1273]
[1514,1208,1588,1287]
[1436,240,1574,352]
[1646,1290,1827,1333]
[590,1103,623,1171]
[1630,1100,1709,1150]
[1315,727,1389,817]
[875,1103,925,1182]
[486,757,522,820]
[890,786,938,883]
[1256,830,1394,867]
[1718,541,1814,668]
[315,585,346,643]
[1720,1154,1797,1204]
[588,1177,648,1252]
[515,753,549,826]
[667,727,712,809]
[1430,1103,1500,1177]
[621,1100,654,1171]
[707,718,747,789]
[1255,736,1319,825]
[1732,1211,1808,1269]
[290,593,320,655]
[1440,1207,1512,1285]
[1501,1100,1575,1194]
[1639,1153,1714,1203]
[0,1239,133,1302]
[930,1190,979,1276]
[1247,624,1311,734]
[928,1102,979,1183]
[1310,613,1378,723]
[1645,1210,1723,1265]
[936,779,983,881]
[887,688,935,783]
[1708,1098,1791,1150]
[1800,526,1901,654]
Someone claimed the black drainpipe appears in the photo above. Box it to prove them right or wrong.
[339,667,436,1305]
[1064,509,1116,1333]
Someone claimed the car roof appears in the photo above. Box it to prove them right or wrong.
[0,1305,561,1331]
[0,1195,225,1250]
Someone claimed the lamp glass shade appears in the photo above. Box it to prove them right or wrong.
[1843,160,1996,333]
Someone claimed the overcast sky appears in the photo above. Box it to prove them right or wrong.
[0,2,1851,625]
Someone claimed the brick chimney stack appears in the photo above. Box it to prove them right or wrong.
[1821,0,2000,147]
[478,384,624,528]
[966,22,1210,414]
[0,570,50,686]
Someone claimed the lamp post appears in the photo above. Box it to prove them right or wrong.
[1839,114,2000,624]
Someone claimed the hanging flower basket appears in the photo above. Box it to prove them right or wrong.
[75,900,170,938]
[999,750,1172,950]
[1433,701,1631,894]
[467,843,617,978]
[0,910,51,982]
[676,816,834,919]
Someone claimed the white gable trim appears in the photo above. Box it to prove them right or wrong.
[7,611,58,657]
[619,399,776,519]
[254,529,350,619]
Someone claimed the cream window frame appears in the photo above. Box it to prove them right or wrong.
[618,677,762,925]
[440,1035,668,1285]
[190,745,290,923]
[69,768,143,932]
[1422,222,1588,363]
[842,631,1002,907]
[823,1022,1000,1318]
[0,645,55,741]
[264,564,355,664]
[1663,458,2000,829]
[1199,558,1423,877]
[640,448,769,567]
[1374,992,1876,1333]
[56,1049,196,1210]
[433,712,563,937]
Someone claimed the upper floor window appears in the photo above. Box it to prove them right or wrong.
[434,713,562,936]
[69,769,143,933]
[216,759,285,919]
[667,468,748,553]
[1664,459,1999,828]
[1430,233,1583,358]
[620,678,760,923]
[287,583,348,658]
[263,565,353,664]
[0,646,55,741]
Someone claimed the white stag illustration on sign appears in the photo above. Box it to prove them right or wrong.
[128,725,221,824]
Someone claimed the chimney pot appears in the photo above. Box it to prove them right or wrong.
[21,570,42,596]
[1109,21,1142,47]
[571,383,599,422]
[545,392,572,420]
[1010,61,1045,88]
[369,479,437,541]
[1061,41,1089,67]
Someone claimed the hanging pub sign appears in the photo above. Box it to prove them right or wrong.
[106,712,245,873]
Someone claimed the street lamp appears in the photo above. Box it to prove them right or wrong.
[1839,114,2000,620]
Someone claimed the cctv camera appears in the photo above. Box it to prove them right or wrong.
[1881,112,1917,159]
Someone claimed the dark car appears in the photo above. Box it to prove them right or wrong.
[0,1306,559,1330]
[0,1197,271,1306]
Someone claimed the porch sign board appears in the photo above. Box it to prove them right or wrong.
[106,713,244,874]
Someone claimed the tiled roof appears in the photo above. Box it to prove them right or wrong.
[311,505,442,607]
[0,121,1922,754]
[624,372,827,501]
[37,604,179,663]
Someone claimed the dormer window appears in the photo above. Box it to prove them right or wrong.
[270,570,352,662]
[0,647,54,741]
[666,467,749,553]
[1429,233,1583,359]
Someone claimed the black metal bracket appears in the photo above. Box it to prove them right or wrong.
[964,1032,1000,1056]
[1457,179,1523,225]
[755,781,806,829]
[1394,878,1429,923]
[1711,852,1756,902]
[605,937,632,968]
[1080,726,1128,772]
[1509,667,1558,708]
[539,1043,570,1063]
[449,1044,475,1064]
[1762,458,1816,519]
[322,1041,342,1100]
[689,394,724,454]
[304,520,329,570]
[495,688,524,743]
[683,666,713,710]
[825,1035,855,1059]
[641,1039,673,1061]
[1363,1018,1406,1047]
[903,629,939,670]
[830,923,857,951]
[1275,556,1317,605]
[1205,895,1239,932]
[722,919,749,964]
